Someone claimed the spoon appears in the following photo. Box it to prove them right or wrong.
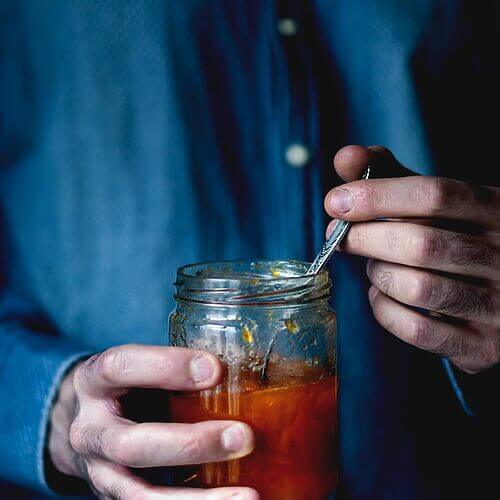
[260,167,371,383]
[306,167,371,275]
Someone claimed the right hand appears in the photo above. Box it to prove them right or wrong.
[48,344,257,499]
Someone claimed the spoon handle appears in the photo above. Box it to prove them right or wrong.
[306,167,371,276]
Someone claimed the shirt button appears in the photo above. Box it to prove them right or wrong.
[278,18,299,36]
[285,144,310,168]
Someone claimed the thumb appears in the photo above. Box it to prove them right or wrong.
[333,145,413,182]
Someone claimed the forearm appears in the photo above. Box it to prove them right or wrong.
[0,286,91,492]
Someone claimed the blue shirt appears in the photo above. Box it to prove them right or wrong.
[0,1,498,498]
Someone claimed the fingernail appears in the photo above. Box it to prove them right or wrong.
[329,189,354,213]
[191,355,214,383]
[368,287,378,304]
[221,424,246,453]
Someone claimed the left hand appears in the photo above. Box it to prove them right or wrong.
[325,145,500,374]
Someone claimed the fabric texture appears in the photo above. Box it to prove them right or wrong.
[0,1,498,498]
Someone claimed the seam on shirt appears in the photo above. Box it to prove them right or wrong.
[441,357,474,418]
[37,351,92,494]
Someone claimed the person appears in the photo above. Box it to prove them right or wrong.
[0,1,498,499]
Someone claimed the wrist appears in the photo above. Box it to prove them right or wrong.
[46,362,81,479]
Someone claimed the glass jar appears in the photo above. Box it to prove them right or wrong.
[168,260,338,500]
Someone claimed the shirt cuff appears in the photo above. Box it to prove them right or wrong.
[0,328,92,494]
[40,351,93,496]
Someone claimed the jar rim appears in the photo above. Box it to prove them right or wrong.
[174,259,331,306]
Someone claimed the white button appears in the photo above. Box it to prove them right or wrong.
[278,18,298,36]
[285,144,310,168]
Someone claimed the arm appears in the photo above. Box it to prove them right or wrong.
[0,214,256,497]
[0,286,91,493]
[324,145,500,417]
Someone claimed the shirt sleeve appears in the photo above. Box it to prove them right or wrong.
[0,286,91,494]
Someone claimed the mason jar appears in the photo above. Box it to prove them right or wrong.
[168,260,338,499]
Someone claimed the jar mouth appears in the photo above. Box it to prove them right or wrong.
[174,260,331,306]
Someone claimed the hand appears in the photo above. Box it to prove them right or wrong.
[48,344,257,499]
[325,145,500,374]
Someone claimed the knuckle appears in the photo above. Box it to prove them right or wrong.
[434,332,463,359]
[480,337,500,369]
[408,318,434,348]
[410,228,447,266]
[178,431,206,463]
[99,347,132,384]
[427,177,455,213]
[70,423,107,457]
[434,282,463,316]
[371,266,394,296]
[87,464,142,500]
[102,483,130,500]
[110,429,136,466]
[410,274,434,307]
[444,285,491,318]
[449,234,497,271]
[470,183,496,208]
[453,337,496,375]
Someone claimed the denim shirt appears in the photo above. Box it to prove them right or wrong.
[0,1,498,498]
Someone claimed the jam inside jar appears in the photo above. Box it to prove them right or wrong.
[169,260,338,500]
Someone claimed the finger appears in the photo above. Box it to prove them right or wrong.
[367,260,497,324]
[70,420,254,467]
[341,222,500,280]
[367,286,488,373]
[86,459,159,499]
[325,174,499,226]
[86,459,259,499]
[163,487,260,499]
[333,145,412,182]
[75,345,223,397]
[326,218,457,237]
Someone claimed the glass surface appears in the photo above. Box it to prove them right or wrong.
[168,260,338,500]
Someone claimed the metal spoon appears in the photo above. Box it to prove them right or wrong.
[306,167,371,275]
[260,167,371,383]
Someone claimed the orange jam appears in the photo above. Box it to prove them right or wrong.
[169,362,338,500]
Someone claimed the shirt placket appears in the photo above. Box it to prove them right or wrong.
[273,0,323,261]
